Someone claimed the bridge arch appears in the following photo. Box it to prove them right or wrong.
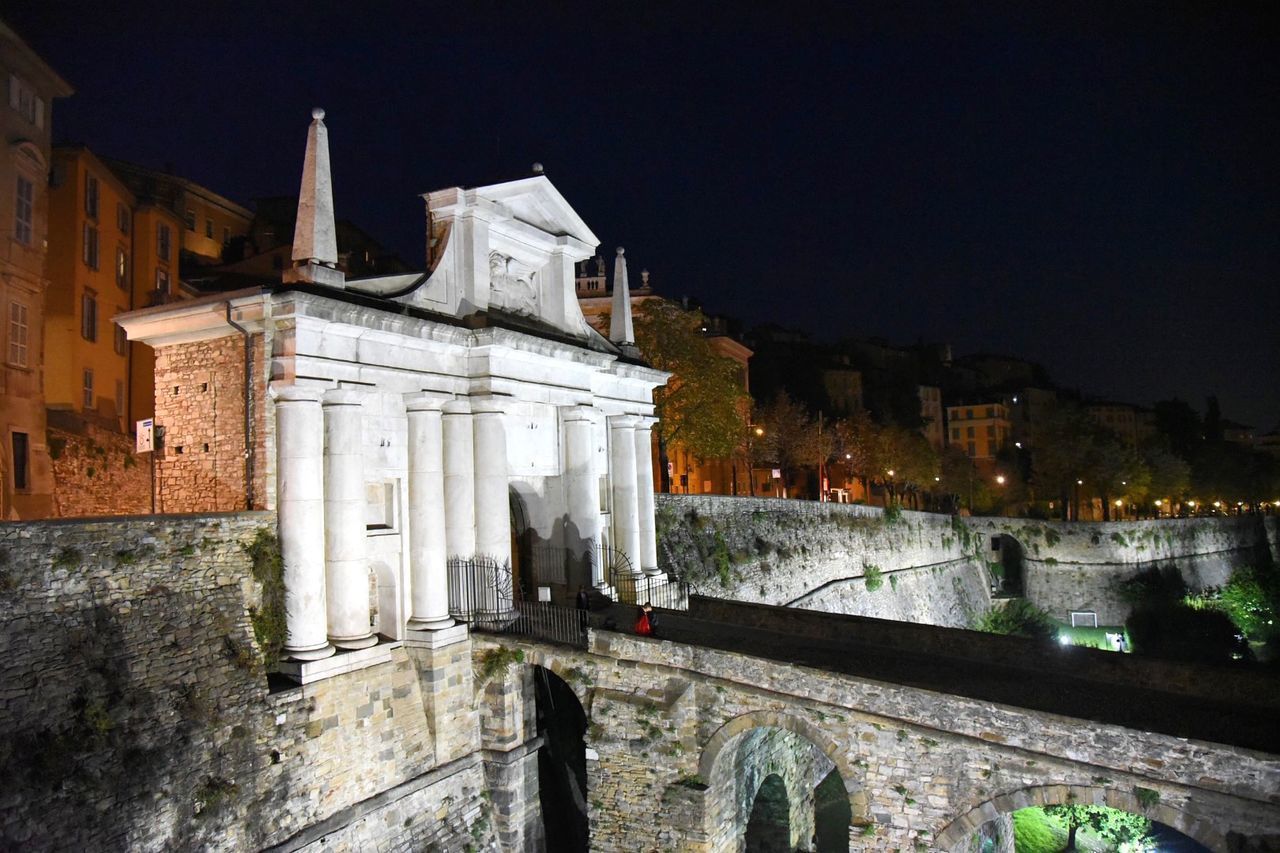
[933,783,1226,851]
[698,710,867,850]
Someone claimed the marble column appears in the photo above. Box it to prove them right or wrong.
[634,417,660,575]
[609,415,642,578]
[274,386,333,660]
[472,397,512,568]
[442,399,476,560]
[405,393,453,631]
[563,406,602,588]
[323,389,376,650]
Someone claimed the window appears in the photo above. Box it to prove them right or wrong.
[205,218,213,239]
[157,223,171,260]
[14,175,33,245]
[950,427,959,441]
[967,441,976,458]
[222,225,230,244]
[117,202,130,234]
[82,368,94,410]
[85,174,99,218]
[116,247,128,288]
[114,321,128,355]
[155,268,170,295]
[184,209,196,231]
[8,74,44,128]
[986,425,996,438]
[986,406,995,418]
[82,224,99,269]
[8,302,28,367]
[965,408,973,419]
[12,432,29,491]
[967,426,975,438]
[81,291,98,341]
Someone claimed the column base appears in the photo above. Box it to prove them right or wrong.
[407,615,456,631]
[330,633,379,650]
[642,566,665,578]
[284,641,336,662]
[278,641,399,684]
[404,623,469,649]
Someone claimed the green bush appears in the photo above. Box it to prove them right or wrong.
[245,529,286,668]
[864,565,884,592]
[972,599,1058,641]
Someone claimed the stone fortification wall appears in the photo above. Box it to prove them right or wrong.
[656,494,1272,627]
[965,515,1270,624]
[656,494,992,628]
[0,513,491,852]
[48,412,152,517]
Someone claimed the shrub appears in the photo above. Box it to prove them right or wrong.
[864,565,884,592]
[245,529,286,668]
[972,599,1058,641]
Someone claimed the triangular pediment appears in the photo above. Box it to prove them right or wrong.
[473,176,599,247]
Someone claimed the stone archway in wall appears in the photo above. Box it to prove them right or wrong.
[531,665,589,853]
[698,711,866,852]
[993,533,1024,596]
[934,784,1226,852]
[509,489,532,601]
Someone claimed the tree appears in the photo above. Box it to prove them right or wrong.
[1142,443,1190,511]
[874,425,937,509]
[631,300,749,492]
[971,599,1058,641]
[753,391,826,497]
[1041,798,1151,851]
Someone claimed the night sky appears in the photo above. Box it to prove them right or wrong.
[9,2,1278,430]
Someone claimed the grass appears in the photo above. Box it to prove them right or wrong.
[1055,623,1130,651]
[1013,807,1063,853]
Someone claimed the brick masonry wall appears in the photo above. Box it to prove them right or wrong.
[48,416,152,517]
[0,513,493,852]
[152,333,269,515]
[656,494,1271,626]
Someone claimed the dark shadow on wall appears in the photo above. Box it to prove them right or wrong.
[744,773,792,853]
[813,768,851,851]
[533,665,588,852]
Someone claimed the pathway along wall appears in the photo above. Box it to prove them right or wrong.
[0,513,495,852]
[656,495,1277,627]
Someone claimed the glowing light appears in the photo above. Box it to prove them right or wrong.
[1187,500,1196,507]
[1214,501,1221,508]
[887,469,895,477]
[1014,441,1022,448]
[1114,499,1123,507]
[1058,634,1070,646]
[754,426,764,437]
[1076,479,1083,485]
[995,475,1006,485]
[1154,500,1162,506]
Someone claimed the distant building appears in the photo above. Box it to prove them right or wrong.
[1221,419,1255,446]
[1,20,73,517]
[101,158,253,268]
[918,385,944,450]
[1086,401,1140,447]
[946,400,1012,463]
[822,366,863,416]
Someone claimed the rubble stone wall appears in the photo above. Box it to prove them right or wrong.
[656,495,1271,626]
[48,414,152,517]
[0,512,491,853]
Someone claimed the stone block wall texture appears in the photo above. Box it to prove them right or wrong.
[511,632,1280,852]
[656,494,1272,627]
[48,415,152,517]
[152,333,270,515]
[0,513,493,852]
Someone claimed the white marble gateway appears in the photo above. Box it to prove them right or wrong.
[120,109,668,667]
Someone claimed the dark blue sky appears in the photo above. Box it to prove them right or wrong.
[10,1,1278,430]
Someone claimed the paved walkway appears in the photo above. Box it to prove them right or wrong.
[595,603,1280,754]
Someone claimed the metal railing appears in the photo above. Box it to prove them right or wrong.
[498,600,589,648]
[447,555,516,629]
[614,573,690,609]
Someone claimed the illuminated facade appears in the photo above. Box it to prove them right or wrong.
[1,21,72,517]
[946,400,1011,462]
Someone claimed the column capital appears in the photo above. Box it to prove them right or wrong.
[404,391,453,412]
[633,415,658,431]
[608,414,641,430]
[562,405,597,424]
[442,398,472,416]
[271,382,324,404]
[323,388,365,408]
[470,396,511,416]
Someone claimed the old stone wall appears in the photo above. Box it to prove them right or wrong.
[152,333,269,515]
[656,494,1272,627]
[0,513,493,853]
[48,412,152,517]
[503,631,1280,852]
[656,494,991,628]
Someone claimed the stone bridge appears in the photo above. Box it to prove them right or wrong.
[478,597,1280,852]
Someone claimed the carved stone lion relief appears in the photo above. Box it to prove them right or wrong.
[488,251,539,317]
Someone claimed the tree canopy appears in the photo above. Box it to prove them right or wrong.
[630,299,748,463]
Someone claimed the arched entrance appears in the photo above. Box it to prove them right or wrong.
[745,773,791,852]
[699,712,863,852]
[935,785,1225,852]
[510,489,532,601]
[994,533,1024,595]
[532,665,588,852]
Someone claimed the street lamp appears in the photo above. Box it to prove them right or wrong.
[995,474,1006,485]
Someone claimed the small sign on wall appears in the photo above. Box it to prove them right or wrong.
[136,419,154,453]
